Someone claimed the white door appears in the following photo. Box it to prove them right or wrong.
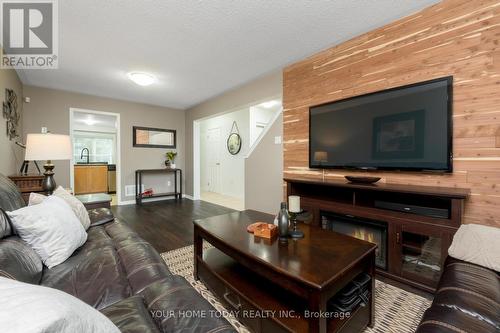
[206,128,222,193]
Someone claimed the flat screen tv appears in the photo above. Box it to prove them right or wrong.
[309,76,453,172]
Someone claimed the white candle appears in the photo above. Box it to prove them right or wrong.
[289,195,301,213]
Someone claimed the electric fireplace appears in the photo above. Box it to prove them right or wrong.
[321,212,388,270]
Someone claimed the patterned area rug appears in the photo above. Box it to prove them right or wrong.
[161,245,432,333]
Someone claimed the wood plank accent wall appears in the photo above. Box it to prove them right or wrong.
[283,0,500,227]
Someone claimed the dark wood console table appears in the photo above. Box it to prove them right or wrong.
[285,178,470,292]
[135,168,182,204]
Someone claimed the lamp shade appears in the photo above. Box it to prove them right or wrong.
[25,133,72,161]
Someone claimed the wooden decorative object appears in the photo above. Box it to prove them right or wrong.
[2,89,19,140]
[253,223,278,239]
[282,0,500,228]
[345,176,381,184]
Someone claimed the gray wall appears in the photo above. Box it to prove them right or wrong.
[185,70,283,197]
[245,113,283,214]
[22,86,185,203]
[0,68,23,176]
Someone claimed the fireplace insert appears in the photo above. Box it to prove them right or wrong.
[321,212,388,270]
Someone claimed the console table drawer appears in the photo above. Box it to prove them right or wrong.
[198,259,262,332]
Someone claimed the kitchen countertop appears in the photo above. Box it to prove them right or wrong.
[75,163,109,166]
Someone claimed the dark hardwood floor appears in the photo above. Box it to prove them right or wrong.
[111,199,235,253]
[112,198,432,300]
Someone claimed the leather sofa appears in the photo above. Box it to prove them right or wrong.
[416,256,500,333]
[0,174,235,333]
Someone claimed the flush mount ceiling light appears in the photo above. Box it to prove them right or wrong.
[127,72,156,86]
[83,116,97,126]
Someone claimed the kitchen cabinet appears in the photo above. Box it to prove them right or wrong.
[74,165,108,194]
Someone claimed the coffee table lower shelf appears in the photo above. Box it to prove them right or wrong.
[197,248,371,333]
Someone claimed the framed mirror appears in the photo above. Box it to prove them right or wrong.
[133,126,176,148]
[227,133,242,155]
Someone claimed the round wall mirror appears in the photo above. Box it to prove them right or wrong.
[227,133,242,155]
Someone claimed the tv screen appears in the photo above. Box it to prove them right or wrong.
[309,77,452,171]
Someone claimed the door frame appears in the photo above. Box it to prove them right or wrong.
[192,94,282,202]
[69,108,122,205]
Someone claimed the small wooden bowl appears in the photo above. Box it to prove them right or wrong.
[247,222,266,233]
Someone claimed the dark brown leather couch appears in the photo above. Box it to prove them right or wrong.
[0,174,235,333]
[416,257,500,333]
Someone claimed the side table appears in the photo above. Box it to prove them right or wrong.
[8,174,45,204]
[76,193,112,210]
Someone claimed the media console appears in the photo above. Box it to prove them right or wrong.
[285,177,470,292]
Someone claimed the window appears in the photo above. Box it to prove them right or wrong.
[73,131,116,164]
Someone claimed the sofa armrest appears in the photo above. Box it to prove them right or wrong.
[88,208,115,227]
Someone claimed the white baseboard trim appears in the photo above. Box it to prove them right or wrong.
[118,194,193,206]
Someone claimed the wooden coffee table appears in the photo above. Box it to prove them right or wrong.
[193,210,376,333]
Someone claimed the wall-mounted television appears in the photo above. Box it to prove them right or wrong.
[309,76,453,172]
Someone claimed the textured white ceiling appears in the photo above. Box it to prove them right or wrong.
[18,0,440,109]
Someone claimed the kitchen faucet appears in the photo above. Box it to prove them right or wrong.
[80,148,90,164]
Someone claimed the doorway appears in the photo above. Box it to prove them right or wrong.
[69,108,121,206]
[198,109,246,210]
[193,98,282,211]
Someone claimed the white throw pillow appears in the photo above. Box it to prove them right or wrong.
[0,277,120,333]
[448,223,500,272]
[28,192,46,206]
[54,186,91,230]
[7,196,88,268]
[28,187,91,231]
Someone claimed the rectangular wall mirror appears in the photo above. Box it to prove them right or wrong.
[133,126,176,148]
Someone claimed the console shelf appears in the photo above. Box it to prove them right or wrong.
[285,177,469,292]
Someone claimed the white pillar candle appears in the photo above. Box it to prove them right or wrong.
[288,195,301,213]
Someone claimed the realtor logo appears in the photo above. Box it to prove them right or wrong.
[0,0,58,69]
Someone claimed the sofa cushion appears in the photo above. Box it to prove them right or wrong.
[101,220,173,293]
[416,257,500,333]
[101,295,161,333]
[416,304,498,333]
[115,238,172,294]
[142,276,235,333]
[41,244,131,310]
[0,236,43,284]
[433,258,500,330]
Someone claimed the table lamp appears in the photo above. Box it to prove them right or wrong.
[25,133,72,194]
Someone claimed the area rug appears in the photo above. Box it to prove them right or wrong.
[161,245,432,333]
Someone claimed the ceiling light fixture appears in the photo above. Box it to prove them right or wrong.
[127,72,156,86]
[83,117,97,126]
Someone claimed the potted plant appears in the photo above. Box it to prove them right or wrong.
[165,151,177,169]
